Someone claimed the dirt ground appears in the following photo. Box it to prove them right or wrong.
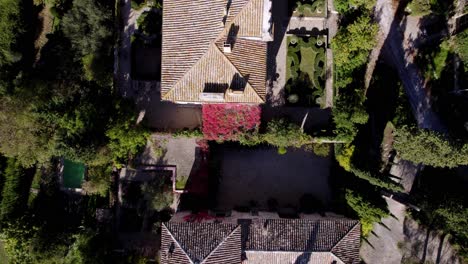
[34,4,54,63]
[137,134,199,179]
[216,145,332,209]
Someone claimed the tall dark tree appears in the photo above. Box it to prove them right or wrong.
[0,159,30,221]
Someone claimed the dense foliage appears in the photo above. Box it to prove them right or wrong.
[345,189,388,236]
[335,144,403,192]
[394,126,468,168]
[263,119,312,148]
[141,177,173,211]
[335,0,375,14]
[332,97,369,142]
[454,28,468,70]
[0,159,30,221]
[62,0,113,85]
[0,0,152,259]
[106,113,150,164]
[407,0,454,16]
[332,15,378,89]
[0,0,148,172]
[0,0,22,68]
[331,1,377,142]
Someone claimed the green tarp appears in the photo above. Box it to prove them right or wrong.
[62,159,85,189]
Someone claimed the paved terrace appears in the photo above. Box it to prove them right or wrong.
[216,145,332,210]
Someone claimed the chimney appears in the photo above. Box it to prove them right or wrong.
[223,42,232,53]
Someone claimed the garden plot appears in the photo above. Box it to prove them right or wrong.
[292,0,327,17]
[286,35,326,106]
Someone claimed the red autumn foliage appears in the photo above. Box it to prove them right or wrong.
[202,104,261,141]
[183,211,219,223]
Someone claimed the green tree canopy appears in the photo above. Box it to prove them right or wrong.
[263,119,312,148]
[332,15,378,88]
[0,96,57,168]
[394,126,468,168]
[345,189,388,236]
[106,112,150,164]
[0,0,22,67]
[454,28,468,70]
[0,159,30,221]
[62,0,112,56]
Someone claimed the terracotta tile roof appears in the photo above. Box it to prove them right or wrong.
[214,38,267,100]
[228,0,264,38]
[243,251,343,264]
[161,0,268,103]
[163,43,264,103]
[242,219,359,252]
[160,219,360,264]
[331,222,361,264]
[161,222,241,264]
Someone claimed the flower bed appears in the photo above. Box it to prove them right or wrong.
[286,35,326,106]
[202,104,261,141]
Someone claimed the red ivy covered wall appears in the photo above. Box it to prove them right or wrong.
[202,104,261,141]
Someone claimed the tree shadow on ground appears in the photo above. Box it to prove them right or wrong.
[266,0,295,105]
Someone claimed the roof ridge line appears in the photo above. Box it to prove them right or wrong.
[201,224,241,264]
[330,221,360,263]
[162,43,216,100]
[162,1,230,98]
[329,252,346,264]
[330,221,360,251]
[162,223,195,264]
[212,44,264,102]
[214,0,253,42]
[164,0,252,99]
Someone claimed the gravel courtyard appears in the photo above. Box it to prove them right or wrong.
[216,145,332,209]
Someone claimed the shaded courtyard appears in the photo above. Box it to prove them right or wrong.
[215,145,332,210]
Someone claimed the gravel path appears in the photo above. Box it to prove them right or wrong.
[361,1,447,262]
[381,2,445,132]
[116,0,148,98]
[324,0,338,108]
[266,0,289,106]
[364,0,397,91]
[361,198,406,264]
[324,48,334,108]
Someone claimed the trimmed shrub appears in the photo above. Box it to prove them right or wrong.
[277,147,288,155]
[306,143,330,157]
[263,119,312,148]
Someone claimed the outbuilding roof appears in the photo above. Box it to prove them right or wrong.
[161,219,361,264]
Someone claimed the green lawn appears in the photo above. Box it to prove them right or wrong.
[299,46,318,83]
